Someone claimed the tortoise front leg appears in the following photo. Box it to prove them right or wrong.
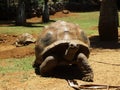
[40,55,58,76]
[76,53,94,82]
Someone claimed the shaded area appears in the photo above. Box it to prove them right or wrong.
[0,11,73,27]
[89,35,120,49]
[0,20,15,27]
[0,20,44,27]
[35,65,86,81]
[0,20,55,27]
[65,2,100,12]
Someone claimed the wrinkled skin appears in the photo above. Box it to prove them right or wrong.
[33,20,93,82]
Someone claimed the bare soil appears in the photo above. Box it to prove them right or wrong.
[0,11,120,90]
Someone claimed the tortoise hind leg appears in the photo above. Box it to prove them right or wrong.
[76,53,94,82]
[40,55,58,76]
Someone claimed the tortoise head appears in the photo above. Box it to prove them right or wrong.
[64,42,80,61]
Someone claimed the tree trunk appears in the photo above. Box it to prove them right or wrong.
[16,2,26,26]
[98,0,118,41]
[42,0,49,23]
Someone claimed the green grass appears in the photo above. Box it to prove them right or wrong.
[0,25,44,35]
[0,56,35,74]
[0,12,100,74]
[0,12,99,35]
[54,12,99,35]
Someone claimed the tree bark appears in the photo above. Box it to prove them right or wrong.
[42,0,49,23]
[98,0,118,41]
[16,2,26,26]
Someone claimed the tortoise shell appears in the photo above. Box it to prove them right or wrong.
[15,33,36,46]
[35,20,90,63]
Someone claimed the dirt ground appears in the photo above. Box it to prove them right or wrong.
[0,11,120,90]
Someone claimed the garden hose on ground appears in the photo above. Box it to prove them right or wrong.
[67,79,120,90]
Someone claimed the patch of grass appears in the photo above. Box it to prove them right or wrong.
[54,12,99,35]
[0,56,35,74]
[0,12,99,35]
[0,26,43,35]
[0,22,50,35]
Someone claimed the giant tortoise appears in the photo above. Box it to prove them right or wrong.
[33,20,93,82]
[15,33,36,47]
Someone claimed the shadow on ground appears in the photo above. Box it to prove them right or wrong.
[89,35,120,49]
[34,65,86,81]
[0,20,45,27]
